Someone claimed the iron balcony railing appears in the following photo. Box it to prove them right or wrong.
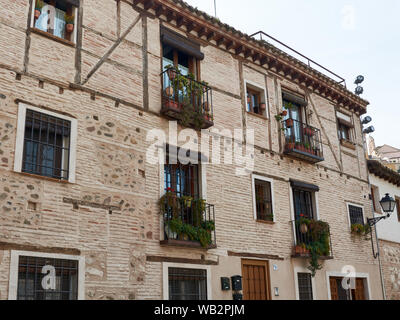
[161,68,214,129]
[282,118,324,163]
[161,194,216,249]
[290,219,333,258]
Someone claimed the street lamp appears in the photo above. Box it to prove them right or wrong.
[368,193,397,227]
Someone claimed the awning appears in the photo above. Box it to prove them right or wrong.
[65,0,80,7]
[282,91,307,107]
[161,27,204,60]
[290,179,320,192]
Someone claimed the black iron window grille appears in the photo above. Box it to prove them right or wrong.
[293,188,314,220]
[298,273,313,300]
[22,109,71,180]
[164,161,199,199]
[17,255,78,300]
[348,205,364,225]
[255,179,273,221]
[168,267,207,300]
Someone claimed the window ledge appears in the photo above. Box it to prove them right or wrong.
[30,27,76,48]
[247,111,268,120]
[340,139,356,150]
[256,219,275,225]
[15,171,71,184]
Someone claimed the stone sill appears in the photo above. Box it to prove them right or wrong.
[30,27,76,48]
[340,139,356,150]
[256,219,275,225]
[15,171,71,184]
[246,111,268,120]
[160,239,216,250]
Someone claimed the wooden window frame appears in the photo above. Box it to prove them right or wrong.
[327,274,369,300]
[162,45,200,80]
[31,0,78,44]
[252,174,275,223]
[246,88,261,115]
[396,196,400,222]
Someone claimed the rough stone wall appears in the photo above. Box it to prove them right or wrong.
[381,240,400,300]
[0,0,381,300]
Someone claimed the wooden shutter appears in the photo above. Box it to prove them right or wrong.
[241,260,271,300]
[329,277,339,300]
[353,279,366,300]
[396,197,400,222]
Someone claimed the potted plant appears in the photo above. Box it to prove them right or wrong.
[34,0,44,19]
[351,223,371,240]
[260,102,266,111]
[64,14,75,33]
[285,118,294,128]
[295,245,303,255]
[181,195,193,209]
[286,142,295,150]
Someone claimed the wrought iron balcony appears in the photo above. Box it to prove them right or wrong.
[282,119,324,163]
[160,193,216,249]
[161,68,214,130]
[290,219,333,259]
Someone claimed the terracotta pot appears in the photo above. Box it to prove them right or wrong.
[167,69,176,81]
[286,142,295,150]
[66,24,74,33]
[164,86,174,97]
[260,103,266,110]
[295,246,302,255]
[281,110,288,117]
[34,9,41,20]
[286,118,294,128]
[165,100,180,111]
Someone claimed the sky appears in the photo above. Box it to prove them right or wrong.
[183,0,400,148]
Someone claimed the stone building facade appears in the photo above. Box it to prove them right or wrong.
[368,160,400,300]
[0,0,383,300]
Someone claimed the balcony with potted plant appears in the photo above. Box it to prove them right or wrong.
[281,118,324,163]
[161,66,214,130]
[159,189,216,249]
[291,216,333,277]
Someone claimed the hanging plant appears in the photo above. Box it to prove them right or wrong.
[34,0,44,19]
[64,13,75,33]
[351,223,371,240]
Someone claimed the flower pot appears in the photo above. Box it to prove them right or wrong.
[281,110,288,117]
[300,223,308,234]
[260,103,266,110]
[66,24,74,33]
[303,128,315,137]
[164,100,180,111]
[34,9,41,20]
[285,118,294,128]
[295,245,302,255]
[286,142,295,150]
[164,86,174,97]
[167,69,176,81]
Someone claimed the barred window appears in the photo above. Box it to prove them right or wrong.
[168,267,207,300]
[255,179,273,221]
[17,255,78,300]
[293,188,314,220]
[297,273,313,300]
[22,109,71,180]
[348,205,364,225]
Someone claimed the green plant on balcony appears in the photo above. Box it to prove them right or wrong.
[351,223,371,240]
[295,217,331,277]
[159,193,214,248]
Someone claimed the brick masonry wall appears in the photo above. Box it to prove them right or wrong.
[0,0,382,300]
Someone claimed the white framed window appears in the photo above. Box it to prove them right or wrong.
[31,0,78,43]
[346,202,365,228]
[162,263,212,300]
[14,103,77,183]
[245,80,269,117]
[294,267,316,300]
[8,250,85,300]
[251,174,275,222]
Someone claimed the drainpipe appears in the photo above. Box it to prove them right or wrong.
[363,131,386,300]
